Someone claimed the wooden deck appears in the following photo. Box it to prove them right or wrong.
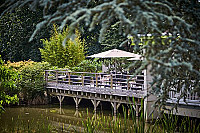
[167,87,200,107]
[47,83,144,103]
[45,70,145,116]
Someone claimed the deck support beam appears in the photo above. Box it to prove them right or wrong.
[111,102,121,119]
[73,97,82,110]
[91,99,100,114]
[57,95,65,114]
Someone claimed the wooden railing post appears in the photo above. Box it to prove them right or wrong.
[56,70,58,83]
[95,74,98,87]
[45,71,48,82]
[45,70,48,87]
[127,79,130,90]
[111,74,113,89]
[68,72,71,85]
[81,73,84,86]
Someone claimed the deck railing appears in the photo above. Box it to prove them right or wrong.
[168,86,200,106]
[45,70,145,91]
[45,70,200,106]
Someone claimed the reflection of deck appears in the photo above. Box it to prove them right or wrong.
[45,70,145,117]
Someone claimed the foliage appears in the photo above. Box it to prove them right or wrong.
[6,60,35,70]
[81,109,98,133]
[152,114,200,133]
[0,6,51,62]
[0,55,19,113]
[70,59,102,73]
[81,98,200,133]
[101,22,128,51]
[40,25,85,68]
[81,24,103,56]
[7,60,51,104]
[1,0,200,110]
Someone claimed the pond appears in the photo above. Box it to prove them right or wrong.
[0,104,129,132]
[1,104,199,133]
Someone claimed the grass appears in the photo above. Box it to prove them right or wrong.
[81,112,199,133]
[80,98,200,133]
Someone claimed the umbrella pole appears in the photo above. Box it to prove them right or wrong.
[115,58,117,74]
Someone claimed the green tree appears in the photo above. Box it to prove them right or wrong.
[81,24,103,56]
[0,55,18,113]
[40,25,85,68]
[0,6,51,62]
[2,0,200,109]
[70,59,102,72]
[101,22,127,51]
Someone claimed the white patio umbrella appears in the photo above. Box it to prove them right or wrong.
[88,49,141,73]
[88,49,137,58]
[127,55,143,61]
[127,57,143,61]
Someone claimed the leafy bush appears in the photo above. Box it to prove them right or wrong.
[70,59,102,73]
[6,59,35,70]
[40,25,85,68]
[19,62,50,104]
[7,60,51,104]
[0,55,19,113]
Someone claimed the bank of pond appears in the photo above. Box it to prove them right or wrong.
[0,102,199,133]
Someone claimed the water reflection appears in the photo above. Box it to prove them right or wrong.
[74,109,80,117]
[0,105,149,132]
[59,108,65,115]
[0,105,112,132]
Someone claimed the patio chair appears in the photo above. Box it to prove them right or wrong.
[84,76,92,86]
[70,75,82,85]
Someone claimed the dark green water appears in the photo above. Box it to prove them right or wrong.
[0,105,113,132]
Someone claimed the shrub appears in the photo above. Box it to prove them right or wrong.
[0,55,19,113]
[7,60,51,104]
[70,59,102,73]
[40,25,85,68]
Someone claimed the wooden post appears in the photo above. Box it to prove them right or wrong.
[56,70,58,83]
[95,74,98,87]
[73,97,82,111]
[111,102,121,120]
[45,71,48,87]
[57,95,65,114]
[127,75,131,90]
[111,74,113,89]
[55,70,58,92]
[68,72,71,85]
[127,80,130,90]
[81,74,84,86]
[132,104,141,117]
[45,71,48,82]
[91,99,100,114]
